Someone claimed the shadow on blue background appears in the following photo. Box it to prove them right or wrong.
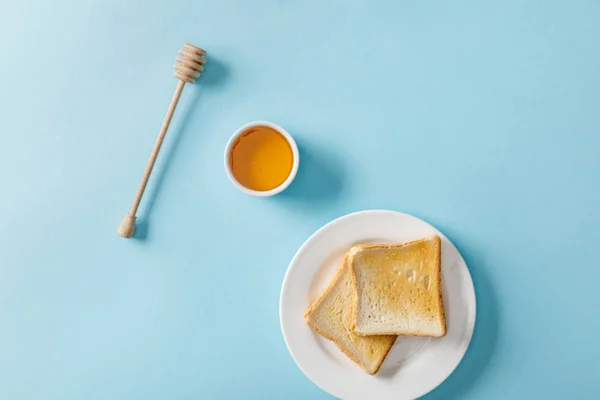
[273,137,348,213]
[134,56,230,241]
[423,229,500,399]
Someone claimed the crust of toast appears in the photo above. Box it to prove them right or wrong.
[348,236,446,337]
[303,258,347,320]
[304,257,396,375]
[305,318,395,375]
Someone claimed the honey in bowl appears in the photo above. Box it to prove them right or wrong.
[229,125,294,192]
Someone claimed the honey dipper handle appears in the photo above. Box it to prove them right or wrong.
[117,80,186,238]
[129,80,186,215]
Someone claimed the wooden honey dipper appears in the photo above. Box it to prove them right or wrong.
[117,43,206,238]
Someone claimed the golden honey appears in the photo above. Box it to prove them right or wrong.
[229,126,294,191]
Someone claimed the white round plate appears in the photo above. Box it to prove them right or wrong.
[279,210,476,400]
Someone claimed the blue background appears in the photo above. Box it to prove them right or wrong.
[1,0,599,399]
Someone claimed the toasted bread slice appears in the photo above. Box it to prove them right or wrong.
[304,258,397,375]
[349,236,446,337]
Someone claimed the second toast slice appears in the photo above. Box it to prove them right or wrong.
[304,257,397,374]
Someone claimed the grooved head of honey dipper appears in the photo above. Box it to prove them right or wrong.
[174,43,206,84]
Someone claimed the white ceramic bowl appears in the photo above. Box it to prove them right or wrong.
[224,121,299,197]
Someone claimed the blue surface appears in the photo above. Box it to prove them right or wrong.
[1,1,599,399]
